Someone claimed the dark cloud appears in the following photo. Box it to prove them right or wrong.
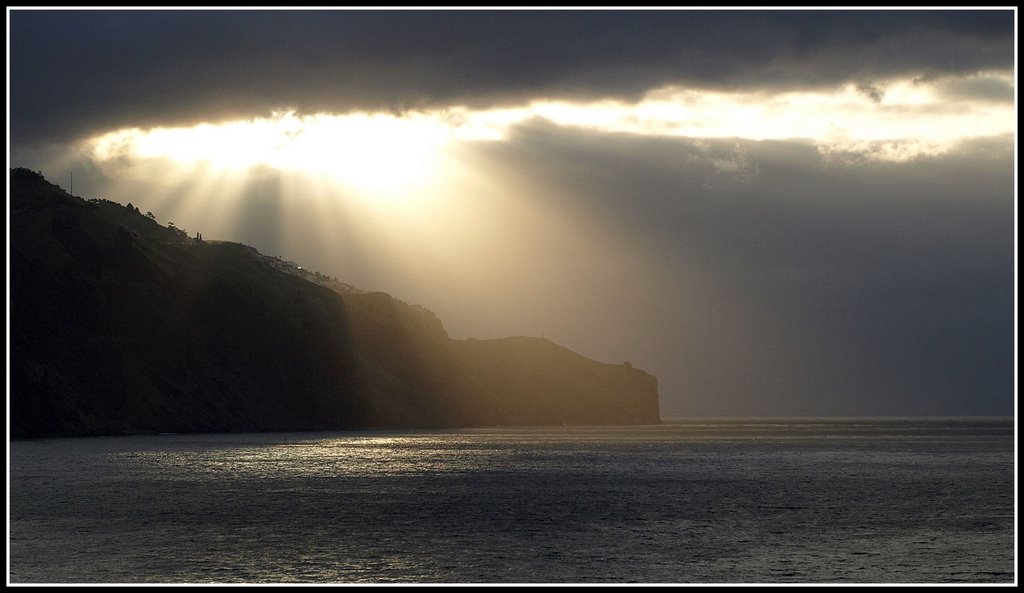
[9,9,1014,146]
[933,74,1015,103]
[856,82,885,103]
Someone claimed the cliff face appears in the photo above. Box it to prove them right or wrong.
[9,168,660,437]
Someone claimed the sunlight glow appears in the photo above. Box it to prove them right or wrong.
[452,71,1014,158]
[84,71,1014,195]
[90,112,452,198]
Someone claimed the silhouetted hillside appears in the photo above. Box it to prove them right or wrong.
[9,168,660,437]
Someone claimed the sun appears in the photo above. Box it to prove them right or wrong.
[87,111,454,199]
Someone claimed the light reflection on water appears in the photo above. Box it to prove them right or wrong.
[9,418,1015,584]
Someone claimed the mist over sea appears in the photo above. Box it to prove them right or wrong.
[9,418,1015,584]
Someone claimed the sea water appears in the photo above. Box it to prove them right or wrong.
[8,418,1015,583]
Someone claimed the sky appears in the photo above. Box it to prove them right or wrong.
[7,8,1017,417]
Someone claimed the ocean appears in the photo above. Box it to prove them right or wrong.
[8,418,1016,584]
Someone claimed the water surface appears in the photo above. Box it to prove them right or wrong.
[9,417,1015,583]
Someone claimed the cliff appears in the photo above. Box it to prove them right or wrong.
[9,168,660,437]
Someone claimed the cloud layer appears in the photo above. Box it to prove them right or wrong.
[10,9,1014,146]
